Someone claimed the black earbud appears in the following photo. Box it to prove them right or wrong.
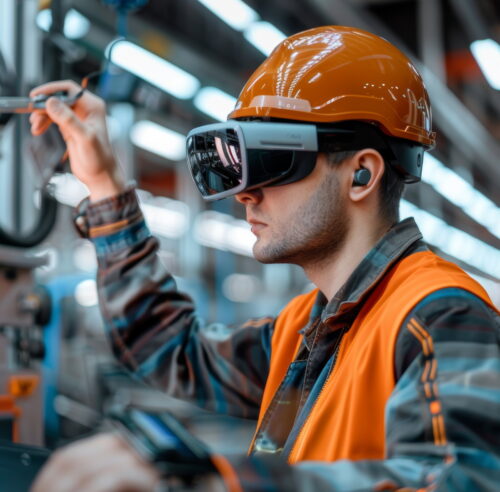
[352,169,371,186]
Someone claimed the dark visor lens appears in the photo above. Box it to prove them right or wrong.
[186,122,320,200]
[187,129,243,197]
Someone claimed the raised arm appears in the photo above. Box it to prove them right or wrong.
[30,81,274,418]
[87,187,274,417]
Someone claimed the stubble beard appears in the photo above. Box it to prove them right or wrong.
[253,172,350,268]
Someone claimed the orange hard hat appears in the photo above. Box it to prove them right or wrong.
[229,26,435,148]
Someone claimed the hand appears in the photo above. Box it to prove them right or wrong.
[29,80,126,202]
[30,433,161,492]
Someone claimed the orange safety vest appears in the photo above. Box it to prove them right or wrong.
[252,251,496,463]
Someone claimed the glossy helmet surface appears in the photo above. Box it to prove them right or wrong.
[228,26,435,148]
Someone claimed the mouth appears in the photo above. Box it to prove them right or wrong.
[248,218,267,235]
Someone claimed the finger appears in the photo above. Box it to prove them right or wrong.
[34,118,53,136]
[31,434,157,492]
[68,451,158,492]
[31,435,120,492]
[32,453,126,492]
[30,80,82,98]
[89,464,160,492]
[30,114,52,135]
[31,81,107,119]
[29,111,45,126]
[31,451,65,492]
[45,97,87,140]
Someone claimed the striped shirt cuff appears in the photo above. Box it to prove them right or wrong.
[74,185,143,239]
[87,186,141,232]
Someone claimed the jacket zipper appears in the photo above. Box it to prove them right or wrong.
[286,325,346,462]
[248,363,300,454]
[249,318,322,455]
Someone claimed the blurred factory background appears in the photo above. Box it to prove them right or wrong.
[0,0,498,451]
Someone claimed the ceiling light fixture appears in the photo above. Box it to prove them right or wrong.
[36,8,91,40]
[194,202,498,278]
[105,40,200,100]
[243,21,287,56]
[422,154,500,238]
[130,121,186,161]
[196,0,286,56]
[470,38,500,90]
[400,200,500,278]
[194,87,237,121]
[196,0,258,31]
[141,203,189,239]
[194,211,255,257]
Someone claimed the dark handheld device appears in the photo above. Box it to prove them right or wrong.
[0,91,82,113]
[0,440,50,492]
[107,405,216,479]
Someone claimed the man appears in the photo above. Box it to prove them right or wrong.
[30,26,499,491]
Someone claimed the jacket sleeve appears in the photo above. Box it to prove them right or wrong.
[215,288,500,491]
[83,188,274,419]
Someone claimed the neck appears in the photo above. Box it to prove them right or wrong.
[304,218,391,301]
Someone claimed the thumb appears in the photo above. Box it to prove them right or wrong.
[45,97,86,139]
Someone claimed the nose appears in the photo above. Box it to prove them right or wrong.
[235,188,263,205]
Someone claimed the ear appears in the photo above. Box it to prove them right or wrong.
[347,149,385,203]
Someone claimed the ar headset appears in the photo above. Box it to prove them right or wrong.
[186,120,425,201]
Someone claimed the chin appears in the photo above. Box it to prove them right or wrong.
[252,242,265,262]
[252,241,272,264]
[253,242,295,265]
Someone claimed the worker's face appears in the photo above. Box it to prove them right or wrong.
[235,153,350,266]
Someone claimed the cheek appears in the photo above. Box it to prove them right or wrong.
[263,185,309,216]
[268,199,301,229]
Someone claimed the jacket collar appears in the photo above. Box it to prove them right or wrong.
[304,217,426,330]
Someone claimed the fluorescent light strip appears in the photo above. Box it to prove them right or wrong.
[106,40,200,100]
[400,200,500,278]
[422,154,500,238]
[196,0,286,56]
[194,87,237,121]
[194,211,255,257]
[197,0,258,31]
[136,190,189,239]
[141,203,189,239]
[243,21,287,56]
[470,39,500,90]
[130,121,186,161]
[193,204,498,278]
[36,8,91,39]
